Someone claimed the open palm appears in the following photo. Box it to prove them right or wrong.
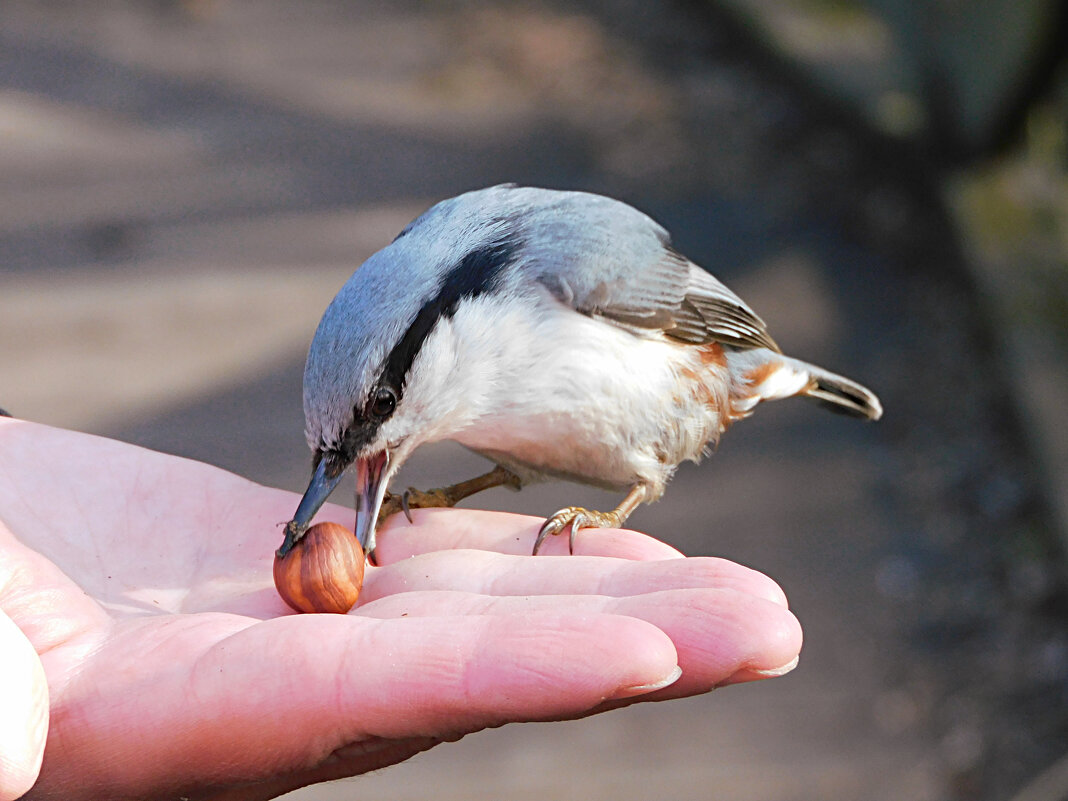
[0,419,801,801]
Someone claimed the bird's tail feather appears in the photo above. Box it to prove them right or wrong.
[793,359,882,421]
[728,350,882,421]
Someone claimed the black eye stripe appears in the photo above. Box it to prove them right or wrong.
[378,233,521,395]
[333,232,521,465]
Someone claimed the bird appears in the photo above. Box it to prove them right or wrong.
[278,184,882,560]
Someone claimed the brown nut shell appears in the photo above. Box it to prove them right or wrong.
[273,522,365,614]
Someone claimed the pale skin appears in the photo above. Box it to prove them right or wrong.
[0,418,802,801]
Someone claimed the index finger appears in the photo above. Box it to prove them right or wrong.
[373,507,685,562]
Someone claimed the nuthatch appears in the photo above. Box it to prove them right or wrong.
[279,185,881,559]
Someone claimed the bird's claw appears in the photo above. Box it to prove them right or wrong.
[400,490,414,523]
[379,486,456,526]
[568,512,588,554]
[533,513,566,556]
[532,507,619,555]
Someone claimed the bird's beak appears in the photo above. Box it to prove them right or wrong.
[278,457,346,557]
[353,449,391,558]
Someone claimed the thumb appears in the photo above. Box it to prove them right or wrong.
[0,606,49,800]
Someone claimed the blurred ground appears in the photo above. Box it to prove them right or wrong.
[1,2,1066,800]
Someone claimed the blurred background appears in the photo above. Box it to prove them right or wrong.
[2,1,1067,799]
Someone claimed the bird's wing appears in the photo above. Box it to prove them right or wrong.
[672,254,780,351]
[525,197,778,352]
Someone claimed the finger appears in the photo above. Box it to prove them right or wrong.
[197,737,444,801]
[362,549,789,609]
[45,612,681,797]
[211,614,681,774]
[0,608,48,801]
[374,508,684,562]
[354,588,802,693]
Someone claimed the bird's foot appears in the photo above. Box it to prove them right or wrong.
[533,506,624,556]
[532,485,648,556]
[377,465,522,526]
[378,486,455,525]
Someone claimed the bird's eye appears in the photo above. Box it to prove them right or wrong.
[369,387,397,419]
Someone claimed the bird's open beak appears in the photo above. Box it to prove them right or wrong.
[278,450,392,559]
[352,449,391,558]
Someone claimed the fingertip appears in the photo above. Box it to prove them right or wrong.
[752,654,800,677]
[603,589,804,699]
[748,568,790,609]
[461,612,681,714]
[716,605,803,687]
[610,664,683,699]
[767,605,803,666]
[719,656,801,686]
[599,614,682,695]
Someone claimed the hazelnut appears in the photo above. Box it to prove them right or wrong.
[273,522,365,614]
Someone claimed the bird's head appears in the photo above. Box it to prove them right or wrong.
[279,186,527,558]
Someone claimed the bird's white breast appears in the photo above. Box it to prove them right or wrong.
[404,288,732,496]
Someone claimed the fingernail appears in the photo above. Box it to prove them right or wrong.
[751,655,799,677]
[611,665,683,699]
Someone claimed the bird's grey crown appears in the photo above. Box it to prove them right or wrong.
[302,183,777,454]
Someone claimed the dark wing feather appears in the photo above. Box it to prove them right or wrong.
[537,241,778,352]
[665,249,780,351]
[509,187,778,351]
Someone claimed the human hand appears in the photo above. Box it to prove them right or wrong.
[0,418,801,801]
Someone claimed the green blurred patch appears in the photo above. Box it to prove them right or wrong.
[954,102,1068,342]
